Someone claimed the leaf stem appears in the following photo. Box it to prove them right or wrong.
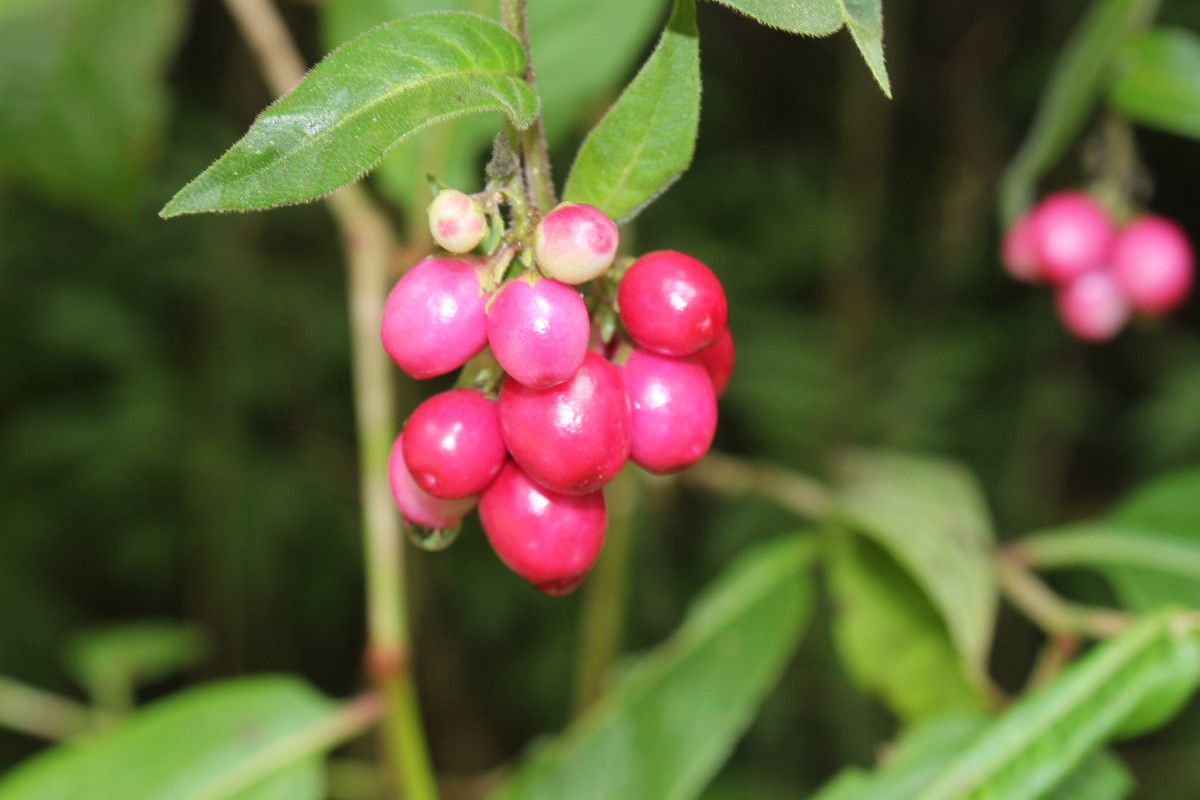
[996,549,1131,639]
[220,2,437,798]
[0,674,94,741]
[680,451,834,520]
[186,693,384,800]
[499,0,556,214]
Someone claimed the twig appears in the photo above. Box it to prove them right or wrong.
[499,0,556,213]
[680,450,833,520]
[219,1,436,798]
[0,675,94,741]
[996,550,1131,639]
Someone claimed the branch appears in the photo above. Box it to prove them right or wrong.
[680,450,833,519]
[0,675,94,741]
[996,549,1131,639]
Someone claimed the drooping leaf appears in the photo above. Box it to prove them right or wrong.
[826,530,987,725]
[832,449,998,689]
[1110,27,1200,140]
[64,620,209,710]
[320,0,661,206]
[1017,469,1200,611]
[0,676,336,800]
[705,0,842,35]
[563,0,700,222]
[0,0,186,214]
[494,536,815,800]
[836,0,890,98]
[998,0,1148,224]
[161,13,538,217]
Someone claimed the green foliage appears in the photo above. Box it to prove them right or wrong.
[563,0,700,222]
[0,677,334,800]
[826,531,987,725]
[65,620,208,712]
[1019,469,1200,610]
[321,0,662,206]
[1110,27,1200,139]
[161,13,538,217]
[835,0,891,98]
[0,0,185,214]
[832,450,998,690]
[495,536,815,800]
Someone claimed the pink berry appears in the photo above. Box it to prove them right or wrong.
[381,257,488,379]
[1056,270,1130,343]
[486,277,589,389]
[1030,192,1114,285]
[618,250,728,357]
[533,203,619,285]
[621,348,717,474]
[428,189,488,254]
[402,388,506,499]
[1002,212,1043,283]
[1111,215,1194,316]
[388,433,477,529]
[498,351,631,494]
[479,461,607,595]
[690,329,735,397]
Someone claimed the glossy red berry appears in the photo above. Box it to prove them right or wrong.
[621,348,717,474]
[402,389,505,499]
[381,257,488,379]
[479,461,607,595]
[428,189,487,254]
[533,203,619,285]
[1002,211,1042,283]
[618,250,728,356]
[498,351,631,494]
[690,329,735,397]
[1111,215,1194,316]
[1030,192,1114,285]
[486,277,589,388]
[387,433,477,529]
[1056,270,1130,343]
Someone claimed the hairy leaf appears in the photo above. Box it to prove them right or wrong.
[161,13,538,217]
[495,536,815,800]
[705,0,842,35]
[0,676,335,800]
[833,449,998,689]
[563,0,700,222]
[837,0,890,98]
[1110,27,1200,140]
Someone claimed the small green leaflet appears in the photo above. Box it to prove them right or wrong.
[160,12,538,217]
[563,0,700,223]
[1110,27,1200,140]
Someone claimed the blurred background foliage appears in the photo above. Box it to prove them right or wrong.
[2,0,1200,795]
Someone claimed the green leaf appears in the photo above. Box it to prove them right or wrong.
[161,12,538,217]
[832,449,998,689]
[705,0,842,35]
[65,620,209,710]
[998,0,1149,224]
[826,530,987,725]
[837,0,891,98]
[919,610,1199,799]
[0,676,335,800]
[1047,750,1133,800]
[494,536,815,800]
[1018,469,1200,610]
[1110,27,1200,140]
[0,0,186,214]
[321,0,662,207]
[563,0,700,222]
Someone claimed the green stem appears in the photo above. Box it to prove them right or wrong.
[186,694,383,800]
[995,551,1131,639]
[499,0,557,214]
[681,451,833,520]
[0,674,94,741]
[572,468,640,717]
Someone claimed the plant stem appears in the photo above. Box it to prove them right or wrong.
[499,0,556,214]
[186,694,384,800]
[572,468,640,717]
[681,451,834,520]
[220,2,437,797]
[0,675,94,741]
[996,550,1131,639]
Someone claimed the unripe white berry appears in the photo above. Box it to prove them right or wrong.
[428,189,487,254]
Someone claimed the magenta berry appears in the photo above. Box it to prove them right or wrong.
[487,277,589,388]
[1030,192,1114,285]
[618,250,728,357]
[691,329,735,397]
[479,461,606,595]
[388,433,477,529]
[402,388,506,499]
[428,189,488,254]
[381,257,488,379]
[1111,215,1194,316]
[498,351,631,494]
[533,203,619,285]
[1056,270,1130,343]
[1002,212,1042,283]
[621,348,717,474]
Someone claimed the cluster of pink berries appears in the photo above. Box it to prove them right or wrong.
[1002,191,1194,341]
[380,190,733,595]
